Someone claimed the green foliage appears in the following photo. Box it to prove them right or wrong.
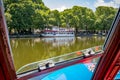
[95,6,117,30]
[4,0,117,34]
[49,10,61,26]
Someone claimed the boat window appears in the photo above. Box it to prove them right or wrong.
[3,0,119,78]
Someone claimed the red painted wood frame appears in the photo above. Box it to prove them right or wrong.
[92,8,120,80]
[0,0,120,80]
[0,1,17,80]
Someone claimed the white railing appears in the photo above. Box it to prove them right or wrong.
[17,45,103,74]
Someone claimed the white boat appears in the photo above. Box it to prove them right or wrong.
[41,27,75,37]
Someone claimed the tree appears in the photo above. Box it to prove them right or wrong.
[95,6,117,31]
[4,0,117,35]
[6,2,35,34]
[49,10,61,27]
[61,9,73,27]
[5,12,13,34]
[4,0,50,34]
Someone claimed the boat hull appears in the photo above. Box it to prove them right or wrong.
[41,33,75,37]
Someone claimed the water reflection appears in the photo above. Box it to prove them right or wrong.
[10,36,105,71]
[41,37,75,47]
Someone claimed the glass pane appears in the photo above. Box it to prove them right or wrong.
[3,0,119,77]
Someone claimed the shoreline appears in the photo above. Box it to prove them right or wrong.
[9,34,106,38]
[9,34,42,38]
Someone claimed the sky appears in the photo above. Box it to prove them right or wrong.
[43,0,120,11]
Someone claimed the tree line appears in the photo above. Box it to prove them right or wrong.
[4,0,118,35]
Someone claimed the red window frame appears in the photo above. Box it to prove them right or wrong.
[0,0,120,79]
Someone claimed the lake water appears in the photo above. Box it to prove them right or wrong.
[10,36,105,71]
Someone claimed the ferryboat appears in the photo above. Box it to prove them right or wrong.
[41,27,75,37]
[0,0,120,80]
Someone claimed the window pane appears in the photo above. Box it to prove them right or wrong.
[4,0,119,78]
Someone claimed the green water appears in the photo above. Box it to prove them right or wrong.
[10,36,105,71]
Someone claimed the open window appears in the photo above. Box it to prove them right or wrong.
[0,0,120,80]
